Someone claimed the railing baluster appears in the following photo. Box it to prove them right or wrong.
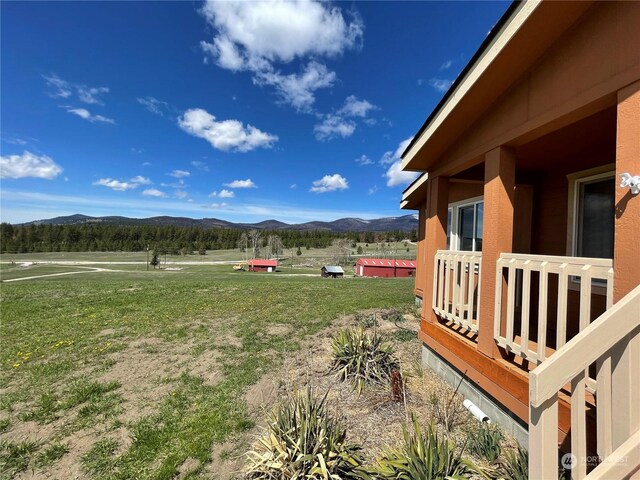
[444,254,452,316]
[452,254,460,320]
[596,353,613,459]
[467,257,475,327]
[571,369,588,479]
[556,263,569,349]
[521,263,532,358]
[506,260,517,347]
[432,255,440,313]
[537,261,549,362]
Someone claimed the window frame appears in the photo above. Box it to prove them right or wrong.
[447,195,484,252]
[566,165,615,293]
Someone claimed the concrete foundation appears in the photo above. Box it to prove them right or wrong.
[421,344,529,448]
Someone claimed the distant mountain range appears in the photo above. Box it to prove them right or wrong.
[22,214,419,232]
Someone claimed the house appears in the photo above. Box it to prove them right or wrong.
[321,265,344,278]
[247,259,277,272]
[400,1,640,478]
[355,258,416,278]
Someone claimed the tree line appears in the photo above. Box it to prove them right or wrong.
[0,223,417,255]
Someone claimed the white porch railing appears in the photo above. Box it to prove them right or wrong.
[529,284,640,479]
[494,253,613,365]
[432,250,482,333]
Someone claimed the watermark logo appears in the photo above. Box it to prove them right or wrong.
[561,453,577,470]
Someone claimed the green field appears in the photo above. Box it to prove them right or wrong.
[0,257,416,479]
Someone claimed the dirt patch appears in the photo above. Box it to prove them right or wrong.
[265,323,292,336]
[98,328,116,337]
[185,350,224,386]
[204,440,245,480]
[177,457,202,479]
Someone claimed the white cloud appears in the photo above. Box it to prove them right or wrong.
[178,108,277,152]
[218,189,235,198]
[137,96,171,116]
[66,107,115,124]
[77,86,109,105]
[290,183,297,189]
[43,74,109,104]
[93,178,137,191]
[142,188,167,198]
[368,185,378,195]
[190,160,210,171]
[310,173,348,193]
[314,95,376,140]
[93,175,151,191]
[168,170,190,178]
[355,155,373,166]
[209,189,235,198]
[199,0,363,110]
[204,202,229,209]
[224,179,256,188]
[254,61,336,111]
[440,60,453,70]
[314,114,355,141]
[129,176,151,185]
[428,78,453,93]
[0,151,63,180]
[383,137,419,187]
[174,190,188,199]
[200,0,362,65]
[338,95,376,118]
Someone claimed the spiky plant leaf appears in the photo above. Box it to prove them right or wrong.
[329,327,400,395]
[246,387,365,479]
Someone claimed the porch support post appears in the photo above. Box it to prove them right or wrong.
[611,79,640,450]
[414,203,428,298]
[478,146,515,358]
[422,175,449,323]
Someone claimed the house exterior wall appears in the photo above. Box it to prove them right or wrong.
[404,1,640,442]
[427,1,640,179]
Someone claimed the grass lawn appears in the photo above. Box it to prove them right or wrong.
[0,263,416,479]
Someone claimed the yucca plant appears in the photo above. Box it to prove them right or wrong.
[246,387,365,479]
[359,415,477,479]
[467,423,502,463]
[330,327,400,395]
[497,444,527,480]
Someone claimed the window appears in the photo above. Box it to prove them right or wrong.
[446,197,483,252]
[572,173,615,259]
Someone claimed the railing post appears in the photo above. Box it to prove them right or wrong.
[479,146,515,357]
[423,176,449,324]
[529,394,559,480]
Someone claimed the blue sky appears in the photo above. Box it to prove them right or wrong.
[1,0,507,224]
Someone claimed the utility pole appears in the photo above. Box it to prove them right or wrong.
[146,245,149,271]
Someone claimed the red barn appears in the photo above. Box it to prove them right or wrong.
[248,259,278,272]
[355,258,416,278]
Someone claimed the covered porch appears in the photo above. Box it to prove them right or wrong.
[399,1,640,476]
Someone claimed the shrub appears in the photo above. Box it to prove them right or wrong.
[467,423,502,463]
[361,415,477,479]
[330,327,399,394]
[498,444,528,480]
[428,390,466,432]
[354,312,378,328]
[246,387,364,479]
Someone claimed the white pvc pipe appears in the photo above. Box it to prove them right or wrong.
[463,399,490,423]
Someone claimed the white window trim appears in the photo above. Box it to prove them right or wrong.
[566,165,615,294]
[447,195,484,252]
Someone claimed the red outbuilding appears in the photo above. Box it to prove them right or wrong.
[355,258,416,278]
[248,259,278,272]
